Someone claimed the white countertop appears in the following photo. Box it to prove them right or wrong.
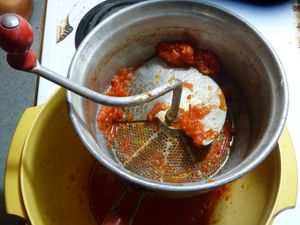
[38,1,300,224]
[212,1,300,224]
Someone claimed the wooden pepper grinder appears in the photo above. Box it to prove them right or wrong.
[0,0,33,20]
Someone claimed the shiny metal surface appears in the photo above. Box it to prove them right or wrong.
[67,0,288,194]
[32,61,183,109]
[0,14,19,28]
[29,60,186,125]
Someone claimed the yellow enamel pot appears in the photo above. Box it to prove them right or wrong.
[5,89,298,225]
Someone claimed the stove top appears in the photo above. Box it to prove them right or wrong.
[74,0,141,48]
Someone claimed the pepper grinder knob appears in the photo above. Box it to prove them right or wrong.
[0,13,36,70]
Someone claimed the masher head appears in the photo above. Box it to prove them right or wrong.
[126,57,227,146]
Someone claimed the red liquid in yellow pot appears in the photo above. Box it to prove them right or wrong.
[88,163,230,225]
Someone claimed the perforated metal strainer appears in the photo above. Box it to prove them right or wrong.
[112,120,232,183]
[101,56,229,183]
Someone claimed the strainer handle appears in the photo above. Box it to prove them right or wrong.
[103,187,144,225]
[0,13,183,121]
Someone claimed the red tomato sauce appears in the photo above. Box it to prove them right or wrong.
[183,80,194,90]
[154,42,223,146]
[97,67,135,146]
[156,42,221,78]
[172,105,217,146]
[156,42,194,67]
[218,91,227,111]
[134,186,229,225]
[88,162,230,225]
[147,102,169,123]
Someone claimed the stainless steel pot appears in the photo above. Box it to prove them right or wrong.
[66,0,288,195]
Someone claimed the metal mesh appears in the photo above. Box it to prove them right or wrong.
[99,58,229,183]
[112,122,230,183]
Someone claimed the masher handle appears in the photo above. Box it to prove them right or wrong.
[0,13,36,70]
[0,13,182,122]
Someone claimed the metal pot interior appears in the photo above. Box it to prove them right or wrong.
[67,0,287,193]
